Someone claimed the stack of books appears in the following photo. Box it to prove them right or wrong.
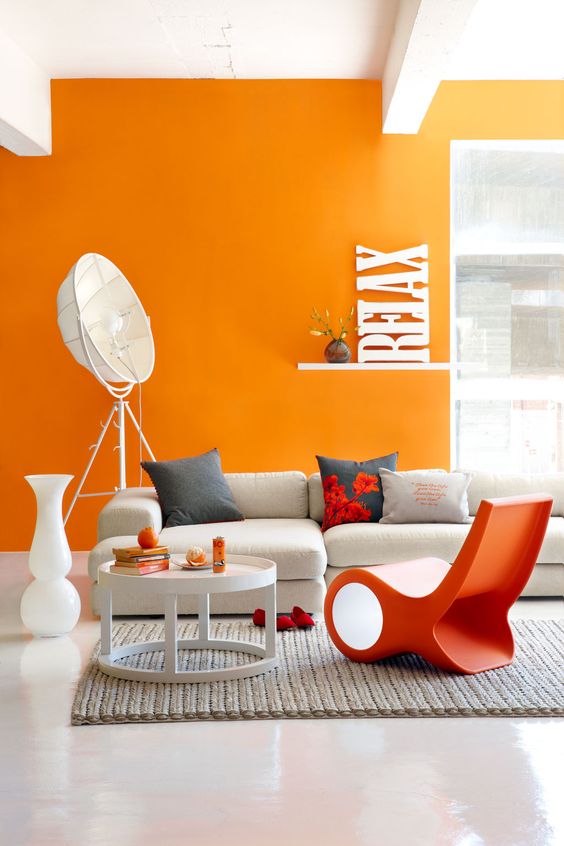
[110,545,170,576]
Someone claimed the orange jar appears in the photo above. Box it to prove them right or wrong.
[213,537,226,573]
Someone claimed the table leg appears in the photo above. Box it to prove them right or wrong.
[199,593,210,642]
[164,593,178,676]
[100,586,112,657]
[264,581,276,660]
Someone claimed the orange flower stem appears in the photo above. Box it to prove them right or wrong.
[326,484,371,525]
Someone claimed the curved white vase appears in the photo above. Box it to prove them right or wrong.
[21,474,81,637]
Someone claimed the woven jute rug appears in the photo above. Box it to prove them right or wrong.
[71,619,564,724]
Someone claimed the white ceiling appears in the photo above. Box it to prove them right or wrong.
[0,0,398,79]
[0,0,563,81]
[1,0,563,156]
[446,0,564,80]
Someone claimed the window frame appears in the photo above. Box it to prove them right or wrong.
[449,139,564,472]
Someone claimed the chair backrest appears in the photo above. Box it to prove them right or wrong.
[445,495,553,601]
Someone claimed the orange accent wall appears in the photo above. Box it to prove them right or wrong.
[1,80,563,550]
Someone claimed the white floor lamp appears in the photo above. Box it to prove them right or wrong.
[56,253,157,523]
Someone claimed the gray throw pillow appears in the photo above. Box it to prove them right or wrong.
[380,469,471,524]
[142,449,244,527]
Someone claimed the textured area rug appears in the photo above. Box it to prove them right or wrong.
[72,619,564,724]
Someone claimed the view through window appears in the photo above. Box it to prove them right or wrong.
[452,141,564,472]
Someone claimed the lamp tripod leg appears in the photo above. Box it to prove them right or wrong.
[64,405,117,525]
[125,402,156,461]
[64,399,156,526]
[117,399,126,490]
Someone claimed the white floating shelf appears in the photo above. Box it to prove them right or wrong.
[297,363,451,371]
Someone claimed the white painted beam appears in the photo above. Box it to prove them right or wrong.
[382,0,478,135]
[0,28,51,156]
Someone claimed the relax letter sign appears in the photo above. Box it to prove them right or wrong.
[356,244,430,363]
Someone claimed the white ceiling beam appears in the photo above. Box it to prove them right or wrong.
[382,0,478,135]
[0,27,51,156]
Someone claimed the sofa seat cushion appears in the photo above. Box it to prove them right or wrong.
[324,517,564,568]
[89,518,327,581]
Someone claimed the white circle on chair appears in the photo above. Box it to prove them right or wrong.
[332,582,383,651]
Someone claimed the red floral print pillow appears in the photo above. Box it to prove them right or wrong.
[316,453,398,532]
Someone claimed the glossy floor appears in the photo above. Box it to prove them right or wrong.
[1,553,563,846]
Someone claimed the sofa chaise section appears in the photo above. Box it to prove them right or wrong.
[308,471,564,597]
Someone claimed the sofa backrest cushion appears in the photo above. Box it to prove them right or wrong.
[465,471,564,517]
[311,469,564,521]
[97,472,309,540]
[226,472,309,519]
[98,487,163,541]
[308,473,324,523]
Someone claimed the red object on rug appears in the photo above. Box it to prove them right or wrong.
[252,608,265,626]
[252,608,297,630]
[276,615,296,630]
[291,606,315,628]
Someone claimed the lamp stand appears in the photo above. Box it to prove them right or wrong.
[64,398,155,525]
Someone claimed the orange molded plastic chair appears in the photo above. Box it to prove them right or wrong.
[324,495,552,674]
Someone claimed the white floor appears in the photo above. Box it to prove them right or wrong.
[1,553,563,846]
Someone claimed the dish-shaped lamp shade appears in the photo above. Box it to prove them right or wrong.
[57,253,154,392]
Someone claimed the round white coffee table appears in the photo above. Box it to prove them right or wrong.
[97,554,277,683]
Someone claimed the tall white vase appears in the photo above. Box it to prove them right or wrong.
[21,474,81,637]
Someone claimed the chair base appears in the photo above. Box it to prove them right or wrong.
[325,567,517,675]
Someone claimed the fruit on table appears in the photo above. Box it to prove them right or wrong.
[137,526,159,549]
[186,546,207,565]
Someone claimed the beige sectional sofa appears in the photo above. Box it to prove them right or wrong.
[88,469,564,615]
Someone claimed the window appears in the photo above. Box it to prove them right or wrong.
[451,141,564,472]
